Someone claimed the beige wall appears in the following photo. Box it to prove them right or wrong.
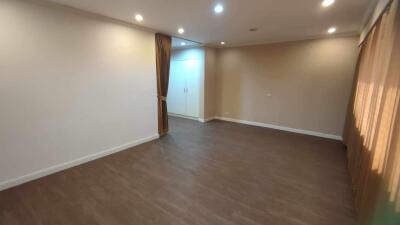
[204,47,217,119]
[215,36,359,136]
[0,0,158,189]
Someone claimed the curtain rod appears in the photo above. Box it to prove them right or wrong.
[359,0,394,47]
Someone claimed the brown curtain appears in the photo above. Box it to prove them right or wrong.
[155,33,172,136]
[343,0,400,224]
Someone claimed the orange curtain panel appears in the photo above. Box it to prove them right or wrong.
[343,0,400,224]
[155,33,172,136]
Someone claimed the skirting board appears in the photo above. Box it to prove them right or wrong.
[198,117,215,123]
[214,117,343,141]
[168,113,213,123]
[0,134,159,191]
[168,113,215,123]
[168,113,199,122]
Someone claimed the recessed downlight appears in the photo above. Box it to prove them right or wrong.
[322,0,335,7]
[135,14,143,22]
[328,27,337,34]
[178,28,185,34]
[181,42,186,46]
[214,4,224,14]
[220,41,225,45]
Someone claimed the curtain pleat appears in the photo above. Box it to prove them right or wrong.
[343,1,400,224]
[155,33,172,136]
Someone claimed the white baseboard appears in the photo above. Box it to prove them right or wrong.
[168,113,199,121]
[0,134,159,191]
[198,117,215,123]
[168,113,215,123]
[214,117,342,141]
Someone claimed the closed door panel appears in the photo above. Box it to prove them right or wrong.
[183,59,200,118]
[167,60,186,115]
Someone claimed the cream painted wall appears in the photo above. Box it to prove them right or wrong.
[0,0,158,188]
[215,36,359,136]
[204,47,217,119]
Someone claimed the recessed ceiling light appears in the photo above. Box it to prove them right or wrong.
[220,41,225,45]
[214,4,224,14]
[322,0,335,7]
[181,42,186,46]
[135,14,143,22]
[328,27,337,34]
[178,28,185,34]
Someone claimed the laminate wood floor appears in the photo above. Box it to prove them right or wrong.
[0,117,356,225]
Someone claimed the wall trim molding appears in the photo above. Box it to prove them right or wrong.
[214,116,342,141]
[198,117,215,123]
[0,134,159,191]
[168,113,214,123]
[168,113,201,122]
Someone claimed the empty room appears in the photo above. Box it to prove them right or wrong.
[1,0,400,225]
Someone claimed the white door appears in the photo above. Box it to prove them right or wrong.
[167,60,186,115]
[167,59,200,118]
[183,59,200,118]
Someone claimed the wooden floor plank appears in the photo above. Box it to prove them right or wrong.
[0,117,356,225]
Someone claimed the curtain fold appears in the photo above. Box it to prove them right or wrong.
[343,0,400,224]
[155,33,172,136]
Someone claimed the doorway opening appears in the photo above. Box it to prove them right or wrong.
[167,38,203,126]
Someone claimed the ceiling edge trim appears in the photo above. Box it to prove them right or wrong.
[205,32,360,49]
[30,0,159,34]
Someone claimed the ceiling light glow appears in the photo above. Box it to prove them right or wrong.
[322,0,335,7]
[135,14,143,22]
[178,28,185,34]
[328,27,337,34]
[220,41,225,45]
[214,4,224,14]
[181,42,186,46]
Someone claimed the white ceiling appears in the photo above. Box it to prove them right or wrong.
[47,0,375,47]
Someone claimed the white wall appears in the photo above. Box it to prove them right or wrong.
[0,0,158,189]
